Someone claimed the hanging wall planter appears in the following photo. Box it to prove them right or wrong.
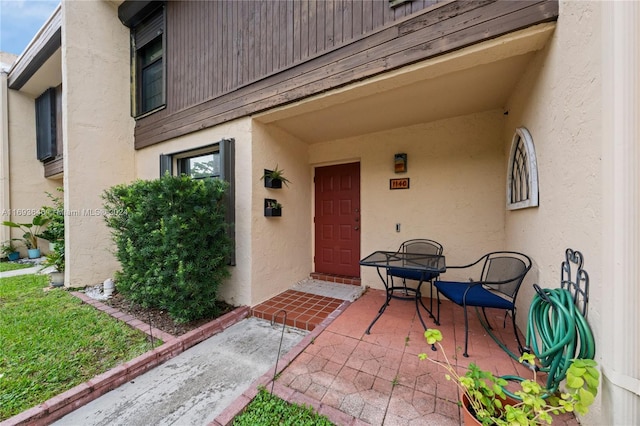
[263,172,282,189]
[261,166,291,189]
[264,199,282,217]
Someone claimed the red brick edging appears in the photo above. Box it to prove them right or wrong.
[2,297,251,426]
[210,299,368,426]
[71,292,178,343]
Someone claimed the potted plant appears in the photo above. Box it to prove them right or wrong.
[1,240,20,261]
[261,165,291,188]
[3,215,50,259]
[41,248,65,287]
[264,199,282,217]
[419,329,599,425]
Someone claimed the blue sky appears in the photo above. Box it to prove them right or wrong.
[1,0,60,56]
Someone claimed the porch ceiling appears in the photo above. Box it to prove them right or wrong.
[256,23,555,145]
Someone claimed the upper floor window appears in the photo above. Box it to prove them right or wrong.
[35,85,64,178]
[507,127,539,210]
[35,87,57,162]
[133,6,165,117]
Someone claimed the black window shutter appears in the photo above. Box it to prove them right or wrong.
[220,138,236,265]
[159,154,172,177]
[35,88,57,162]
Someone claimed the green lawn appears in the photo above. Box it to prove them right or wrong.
[234,388,334,426]
[0,262,33,272]
[0,274,160,421]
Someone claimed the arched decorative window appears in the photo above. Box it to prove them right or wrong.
[507,127,539,210]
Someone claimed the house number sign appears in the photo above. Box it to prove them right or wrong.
[389,178,410,190]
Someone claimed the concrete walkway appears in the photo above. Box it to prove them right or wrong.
[53,318,308,426]
[0,256,53,279]
[1,269,357,425]
[0,264,42,278]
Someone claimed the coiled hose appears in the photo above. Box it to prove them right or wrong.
[479,284,595,395]
[525,284,596,393]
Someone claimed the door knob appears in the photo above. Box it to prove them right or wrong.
[354,226,360,231]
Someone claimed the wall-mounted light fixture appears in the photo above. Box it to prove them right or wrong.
[394,153,407,173]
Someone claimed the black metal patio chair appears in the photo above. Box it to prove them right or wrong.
[434,251,532,357]
[386,239,444,317]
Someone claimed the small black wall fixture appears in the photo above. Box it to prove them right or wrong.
[264,198,282,217]
[394,153,407,173]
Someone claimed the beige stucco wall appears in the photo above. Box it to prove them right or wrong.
[62,0,134,287]
[309,110,508,289]
[504,1,605,423]
[251,121,311,304]
[4,89,60,255]
[0,70,7,244]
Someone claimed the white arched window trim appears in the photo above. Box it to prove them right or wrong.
[507,127,539,210]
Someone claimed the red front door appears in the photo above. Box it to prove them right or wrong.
[314,162,361,277]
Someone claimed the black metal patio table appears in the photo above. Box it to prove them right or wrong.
[360,250,446,334]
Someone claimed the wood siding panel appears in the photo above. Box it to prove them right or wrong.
[300,1,309,59]
[135,0,557,148]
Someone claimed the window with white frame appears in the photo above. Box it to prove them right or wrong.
[507,127,539,210]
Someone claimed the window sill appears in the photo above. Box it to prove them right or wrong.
[134,104,166,120]
[44,156,63,179]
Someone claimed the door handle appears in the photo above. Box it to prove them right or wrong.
[354,226,360,231]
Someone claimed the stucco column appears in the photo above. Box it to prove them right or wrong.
[62,0,135,287]
[0,68,9,243]
[601,1,640,423]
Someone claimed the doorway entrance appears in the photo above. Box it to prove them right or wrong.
[314,162,361,277]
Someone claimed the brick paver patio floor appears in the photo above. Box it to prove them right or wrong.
[273,288,580,426]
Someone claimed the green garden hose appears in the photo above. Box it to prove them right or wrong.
[479,284,595,395]
[525,284,595,392]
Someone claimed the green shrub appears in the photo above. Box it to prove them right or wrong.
[102,174,232,323]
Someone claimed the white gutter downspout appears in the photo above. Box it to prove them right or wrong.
[0,65,10,244]
[602,1,640,424]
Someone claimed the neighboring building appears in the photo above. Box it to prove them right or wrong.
[1,1,638,424]
[1,6,62,247]
[0,51,18,245]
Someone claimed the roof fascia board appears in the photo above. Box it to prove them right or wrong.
[8,5,62,91]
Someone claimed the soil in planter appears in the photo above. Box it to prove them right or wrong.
[104,293,236,336]
[461,392,520,426]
